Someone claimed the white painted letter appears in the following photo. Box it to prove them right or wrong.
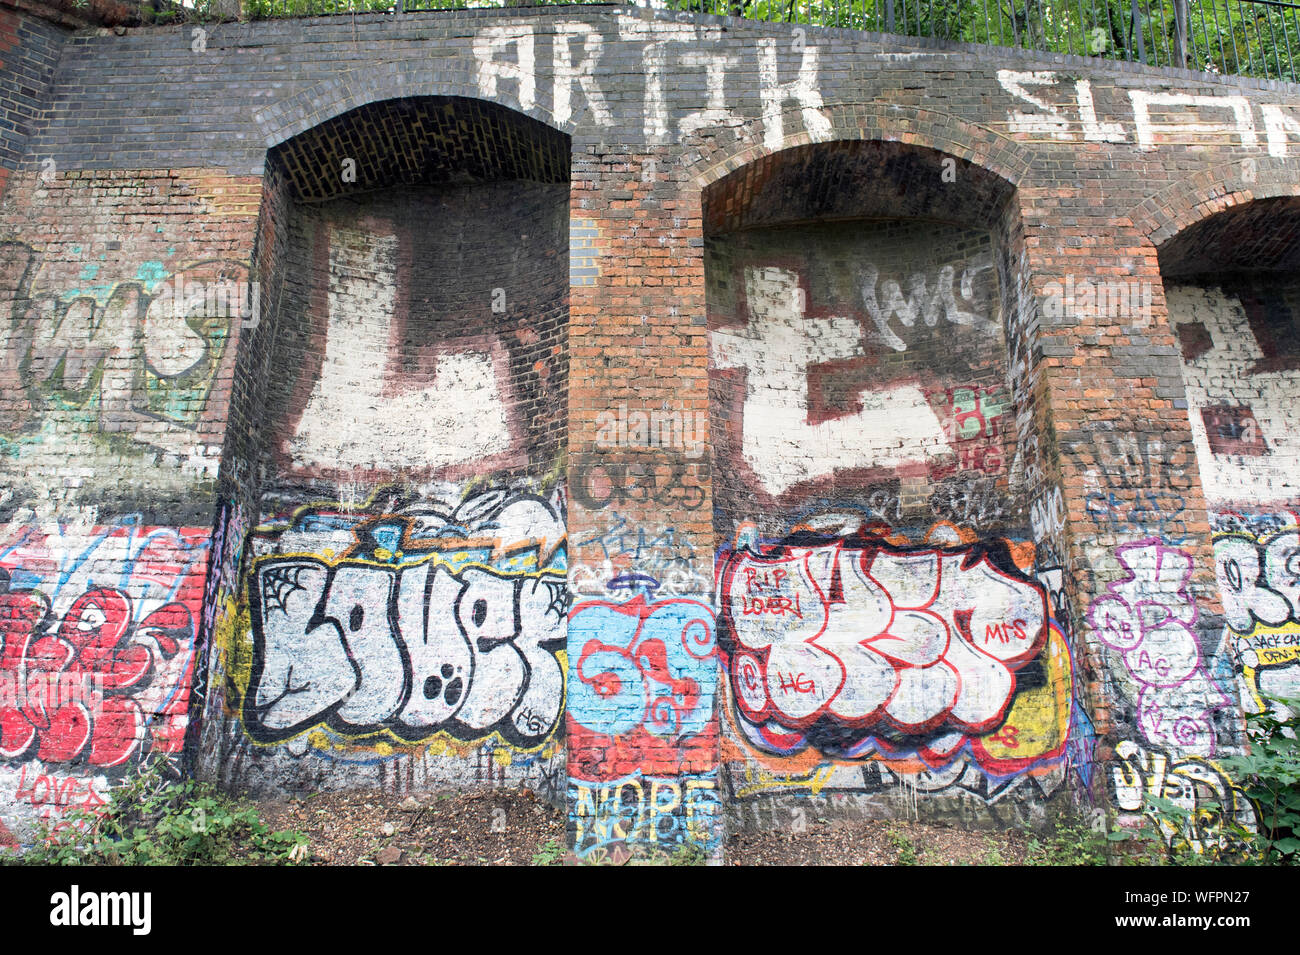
[759,38,832,150]
[474,25,536,111]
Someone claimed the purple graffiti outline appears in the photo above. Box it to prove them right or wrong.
[1087,538,1231,756]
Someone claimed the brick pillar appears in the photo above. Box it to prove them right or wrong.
[565,145,721,861]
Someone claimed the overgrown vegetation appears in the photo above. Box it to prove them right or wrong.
[137,0,1297,81]
[887,826,921,865]
[1109,694,1300,866]
[4,765,308,866]
[530,837,565,865]
[1026,815,1117,865]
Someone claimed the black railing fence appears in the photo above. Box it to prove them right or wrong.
[147,0,1300,82]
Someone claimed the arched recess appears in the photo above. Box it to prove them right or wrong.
[1154,188,1300,724]
[191,96,572,801]
[705,136,1088,831]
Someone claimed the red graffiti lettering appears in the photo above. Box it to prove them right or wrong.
[984,618,1027,644]
[776,672,816,695]
[988,725,1020,748]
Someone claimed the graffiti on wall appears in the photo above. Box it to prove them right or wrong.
[998,70,1300,155]
[0,242,238,468]
[1212,511,1300,717]
[566,595,718,858]
[571,513,709,597]
[568,595,717,779]
[469,23,1300,155]
[1111,739,1255,853]
[569,772,720,860]
[716,525,1087,779]
[1087,538,1232,757]
[1064,426,1194,541]
[571,452,707,512]
[231,487,569,752]
[0,518,208,834]
[926,384,1012,478]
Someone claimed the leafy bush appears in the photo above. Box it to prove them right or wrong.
[1124,694,1300,865]
[8,765,308,866]
[1212,695,1300,865]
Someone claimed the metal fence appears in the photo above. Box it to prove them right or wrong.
[156,0,1300,82]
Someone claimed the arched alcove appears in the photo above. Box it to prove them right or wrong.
[1159,196,1300,722]
[706,139,1084,830]
[193,97,571,801]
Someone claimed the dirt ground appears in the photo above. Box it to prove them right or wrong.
[255,787,1034,866]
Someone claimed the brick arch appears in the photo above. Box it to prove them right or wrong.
[1131,159,1300,248]
[250,62,571,153]
[682,101,1034,191]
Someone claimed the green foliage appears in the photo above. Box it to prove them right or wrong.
[1208,696,1300,865]
[137,0,1296,81]
[1025,816,1113,865]
[665,840,707,865]
[10,766,308,866]
[672,0,1298,80]
[556,840,710,865]
[530,837,564,866]
[980,838,1006,865]
[887,826,920,865]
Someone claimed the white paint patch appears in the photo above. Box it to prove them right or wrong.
[678,50,740,137]
[1167,284,1300,505]
[997,71,1298,155]
[999,70,1072,139]
[287,225,514,475]
[1262,104,1300,159]
[711,266,954,496]
[1074,79,1126,143]
[617,16,726,142]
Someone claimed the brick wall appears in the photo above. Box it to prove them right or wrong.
[0,4,64,201]
[0,4,1298,856]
